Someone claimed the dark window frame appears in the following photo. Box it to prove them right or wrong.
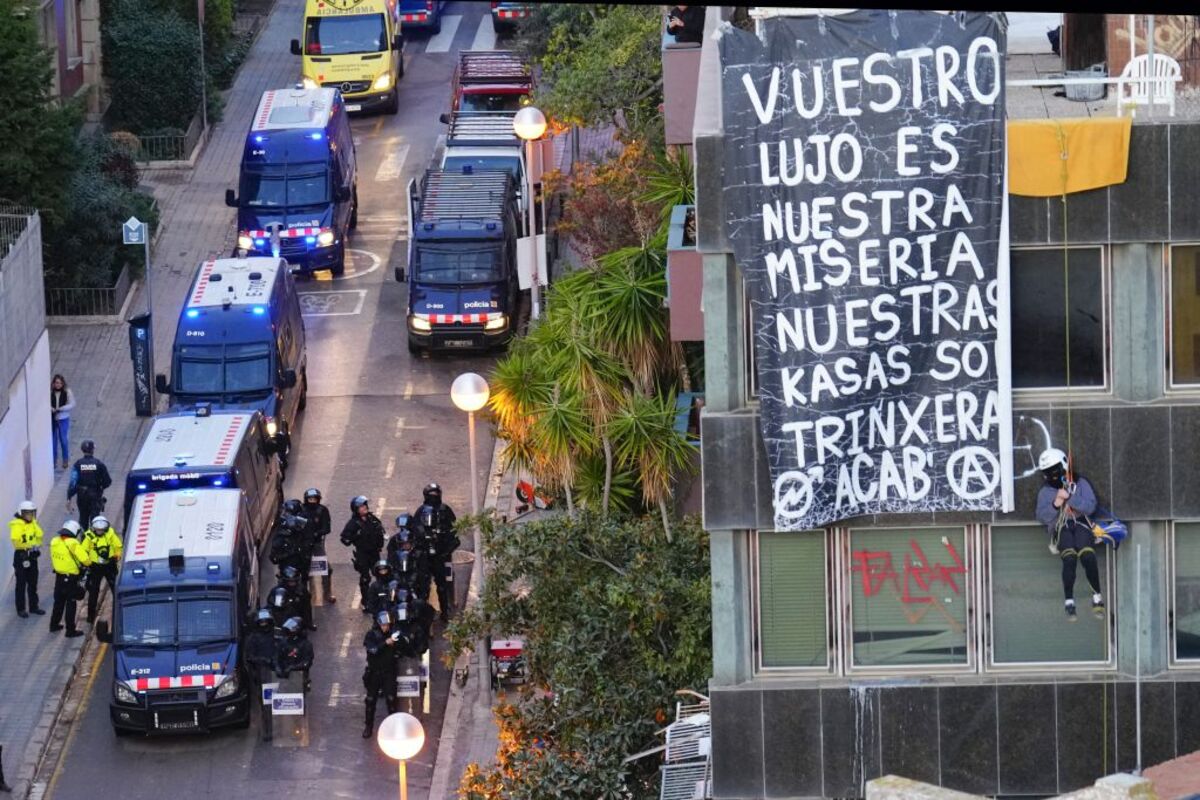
[1166,243,1200,390]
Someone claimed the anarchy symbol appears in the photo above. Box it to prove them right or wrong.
[946,446,1000,500]
[774,468,821,524]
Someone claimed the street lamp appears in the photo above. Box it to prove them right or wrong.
[377,712,425,800]
[513,105,547,321]
[450,371,490,704]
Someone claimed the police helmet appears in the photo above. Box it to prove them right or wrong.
[281,617,303,636]
[375,610,392,629]
[255,608,274,630]
[18,500,36,515]
[351,495,370,514]
[422,483,442,506]
[269,586,288,608]
[280,565,301,585]
[395,512,413,531]
[373,559,392,579]
[283,499,304,516]
[304,488,322,503]
[61,519,82,537]
[91,516,110,532]
[81,439,95,455]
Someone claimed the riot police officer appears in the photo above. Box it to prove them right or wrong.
[364,559,396,617]
[303,488,335,603]
[388,514,432,601]
[362,610,404,738]
[340,496,385,613]
[270,500,313,579]
[412,483,460,622]
[274,617,314,693]
[267,566,312,631]
[393,586,434,658]
[81,516,122,625]
[66,440,112,533]
[243,608,278,741]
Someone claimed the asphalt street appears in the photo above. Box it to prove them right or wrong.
[44,2,505,797]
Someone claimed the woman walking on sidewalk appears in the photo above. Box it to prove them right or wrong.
[50,374,75,471]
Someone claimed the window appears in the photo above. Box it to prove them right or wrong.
[1168,245,1200,387]
[415,245,502,284]
[745,292,759,400]
[65,0,81,65]
[847,527,970,668]
[240,171,329,208]
[1173,522,1200,661]
[1010,247,1107,390]
[304,13,387,55]
[459,92,527,113]
[39,1,56,54]
[756,531,828,669]
[990,525,1109,665]
[176,343,273,396]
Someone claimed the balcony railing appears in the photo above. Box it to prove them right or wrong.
[45,264,133,317]
[662,16,702,147]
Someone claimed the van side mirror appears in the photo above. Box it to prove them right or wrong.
[225,188,237,208]
[96,620,112,643]
[438,112,450,125]
[155,374,170,395]
[395,266,406,282]
[290,39,302,56]
[281,369,298,389]
[393,33,404,51]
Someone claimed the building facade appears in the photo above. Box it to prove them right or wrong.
[0,210,54,577]
[35,0,106,120]
[688,9,1200,798]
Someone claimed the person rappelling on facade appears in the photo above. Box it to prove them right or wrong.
[1035,447,1105,621]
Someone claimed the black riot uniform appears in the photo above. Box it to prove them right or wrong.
[270,501,314,579]
[393,586,434,658]
[412,484,460,621]
[67,440,112,531]
[340,496,385,612]
[266,566,313,631]
[362,610,405,738]
[274,617,314,693]
[387,514,432,601]
[303,488,335,603]
[364,560,396,617]
[243,609,278,741]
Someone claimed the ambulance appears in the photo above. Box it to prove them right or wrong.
[292,0,405,115]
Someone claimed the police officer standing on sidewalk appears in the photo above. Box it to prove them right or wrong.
[10,500,46,618]
[49,520,92,638]
[81,515,122,625]
[66,440,112,531]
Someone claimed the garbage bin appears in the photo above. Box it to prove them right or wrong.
[451,550,476,610]
[1064,63,1107,102]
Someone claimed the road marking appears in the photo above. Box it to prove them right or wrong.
[376,497,387,514]
[328,681,343,707]
[395,416,406,438]
[385,456,396,478]
[351,592,361,610]
[339,631,353,659]
[374,143,411,182]
[328,248,381,282]
[424,15,462,53]
[470,15,497,51]
[403,381,413,400]
[44,642,107,796]
[298,289,367,316]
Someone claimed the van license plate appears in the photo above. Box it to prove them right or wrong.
[445,340,474,348]
[346,104,362,112]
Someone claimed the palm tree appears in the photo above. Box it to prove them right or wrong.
[608,390,696,540]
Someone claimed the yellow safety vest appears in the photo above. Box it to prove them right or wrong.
[83,528,123,563]
[50,535,93,576]
[9,517,43,551]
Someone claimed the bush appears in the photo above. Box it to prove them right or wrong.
[104,1,203,132]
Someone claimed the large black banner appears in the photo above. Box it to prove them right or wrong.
[720,10,1013,531]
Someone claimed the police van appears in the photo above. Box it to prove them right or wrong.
[155,257,306,467]
[121,405,282,536]
[104,488,260,735]
[226,87,358,275]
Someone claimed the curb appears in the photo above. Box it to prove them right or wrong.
[427,436,506,800]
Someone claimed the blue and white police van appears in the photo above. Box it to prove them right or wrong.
[105,488,261,735]
[155,257,306,467]
[225,87,358,276]
[121,405,282,537]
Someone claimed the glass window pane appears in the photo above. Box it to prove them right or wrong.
[848,528,969,667]
[992,525,1107,663]
[1170,245,1200,385]
[1010,248,1105,389]
[1174,523,1200,660]
[758,531,827,668]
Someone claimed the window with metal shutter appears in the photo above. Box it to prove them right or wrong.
[758,531,828,669]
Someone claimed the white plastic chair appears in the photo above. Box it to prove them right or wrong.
[1117,54,1181,117]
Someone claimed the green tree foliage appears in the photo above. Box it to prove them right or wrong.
[517,4,664,142]
[104,0,203,132]
[447,513,711,799]
[0,0,81,224]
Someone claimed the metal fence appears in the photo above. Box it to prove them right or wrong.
[0,204,37,261]
[129,110,205,163]
[45,264,133,317]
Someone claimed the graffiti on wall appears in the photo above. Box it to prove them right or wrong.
[1012,413,1053,481]
[850,537,967,629]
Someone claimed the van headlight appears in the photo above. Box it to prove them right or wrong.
[115,683,137,704]
[301,77,319,90]
[317,230,335,247]
[484,314,508,331]
[410,314,431,332]
[237,234,253,251]
[373,73,392,91]
[266,419,278,436]
[214,675,238,699]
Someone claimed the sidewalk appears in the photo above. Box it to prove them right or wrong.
[0,1,301,795]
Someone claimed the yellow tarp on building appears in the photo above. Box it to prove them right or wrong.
[1007,117,1133,197]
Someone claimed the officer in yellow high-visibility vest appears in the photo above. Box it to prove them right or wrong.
[49,520,92,638]
[10,500,46,618]
[81,515,122,625]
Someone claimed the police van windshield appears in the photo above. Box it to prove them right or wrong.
[118,595,233,646]
[304,14,387,55]
[415,245,502,284]
[459,94,527,113]
[241,171,328,208]
[176,343,272,398]
[443,155,521,179]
